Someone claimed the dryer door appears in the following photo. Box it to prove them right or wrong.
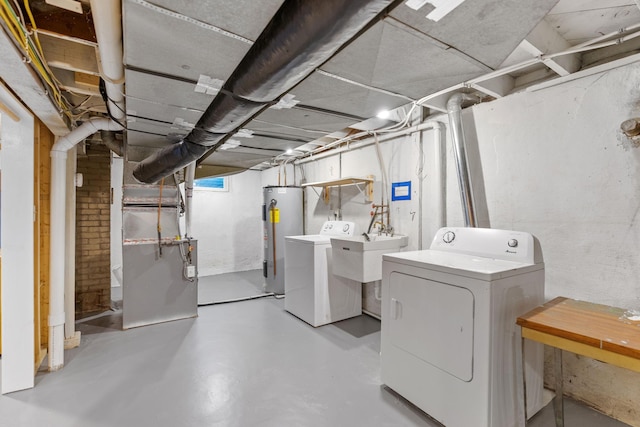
[388,272,474,381]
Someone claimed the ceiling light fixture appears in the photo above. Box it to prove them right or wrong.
[376,110,390,119]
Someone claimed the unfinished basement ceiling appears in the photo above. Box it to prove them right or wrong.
[121,0,558,171]
[4,1,640,176]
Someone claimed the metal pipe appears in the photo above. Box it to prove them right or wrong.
[100,130,123,157]
[49,118,123,371]
[446,93,480,228]
[184,162,196,238]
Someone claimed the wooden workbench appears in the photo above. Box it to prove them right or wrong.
[517,297,640,426]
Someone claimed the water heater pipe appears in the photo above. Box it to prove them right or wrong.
[446,93,480,228]
[49,118,123,371]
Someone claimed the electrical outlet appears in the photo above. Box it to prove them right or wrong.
[186,265,196,278]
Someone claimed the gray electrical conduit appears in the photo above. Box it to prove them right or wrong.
[184,163,196,238]
[49,117,124,371]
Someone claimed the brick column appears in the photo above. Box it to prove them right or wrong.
[75,144,111,315]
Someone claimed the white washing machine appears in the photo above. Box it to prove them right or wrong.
[284,221,362,327]
[381,227,545,427]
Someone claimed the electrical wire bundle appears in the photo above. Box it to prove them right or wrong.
[0,0,73,119]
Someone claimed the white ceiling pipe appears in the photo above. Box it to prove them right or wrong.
[296,120,444,164]
[184,162,196,239]
[49,117,123,371]
[90,0,125,120]
[415,121,445,250]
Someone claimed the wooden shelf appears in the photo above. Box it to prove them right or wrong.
[302,176,374,203]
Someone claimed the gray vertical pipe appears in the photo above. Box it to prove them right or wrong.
[185,163,196,238]
[446,93,479,228]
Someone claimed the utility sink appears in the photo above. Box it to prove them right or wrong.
[330,234,408,283]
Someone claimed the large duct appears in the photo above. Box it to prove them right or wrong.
[101,130,123,157]
[133,0,398,183]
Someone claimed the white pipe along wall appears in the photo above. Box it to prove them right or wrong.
[64,145,77,343]
[49,118,123,371]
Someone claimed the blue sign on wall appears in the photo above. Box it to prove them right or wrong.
[391,181,411,201]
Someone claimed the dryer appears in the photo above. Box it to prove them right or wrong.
[284,221,361,327]
[381,227,545,427]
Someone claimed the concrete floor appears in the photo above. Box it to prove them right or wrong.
[0,270,630,426]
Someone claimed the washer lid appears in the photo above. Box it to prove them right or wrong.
[383,250,544,281]
[285,235,331,245]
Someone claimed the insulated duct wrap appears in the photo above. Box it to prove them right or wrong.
[226,1,396,102]
[133,0,396,183]
[133,140,211,183]
[197,92,266,134]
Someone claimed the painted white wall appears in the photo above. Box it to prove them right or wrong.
[299,131,441,250]
[461,61,640,425]
[0,84,35,393]
[300,62,640,310]
[183,60,640,422]
[261,162,295,188]
[469,67,640,309]
[295,60,640,424]
[189,170,263,276]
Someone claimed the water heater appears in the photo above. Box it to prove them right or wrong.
[263,186,303,294]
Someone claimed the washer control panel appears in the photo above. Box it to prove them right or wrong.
[319,221,356,237]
